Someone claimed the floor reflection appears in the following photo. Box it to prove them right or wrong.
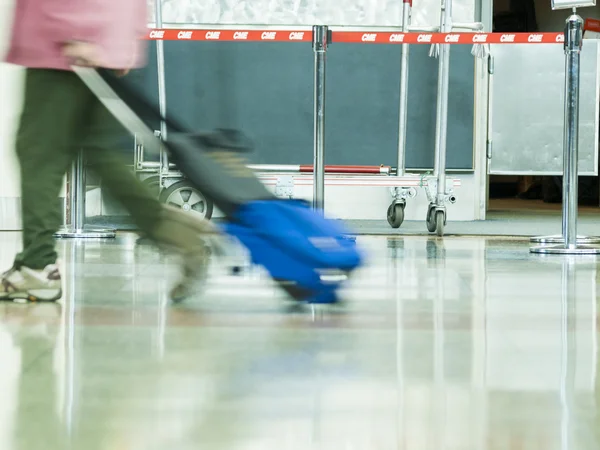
[0,302,64,450]
[0,234,598,449]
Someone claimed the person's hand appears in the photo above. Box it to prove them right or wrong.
[62,41,100,67]
[115,69,130,77]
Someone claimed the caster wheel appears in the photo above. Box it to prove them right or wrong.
[435,210,445,237]
[426,204,437,232]
[159,180,214,220]
[387,203,405,229]
[142,175,161,199]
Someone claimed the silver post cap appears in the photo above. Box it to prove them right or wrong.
[564,14,584,50]
[566,14,585,26]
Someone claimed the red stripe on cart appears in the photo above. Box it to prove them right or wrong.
[298,165,391,174]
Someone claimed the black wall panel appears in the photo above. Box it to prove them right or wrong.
[127,41,475,171]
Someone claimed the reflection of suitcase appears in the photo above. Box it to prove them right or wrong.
[76,68,363,304]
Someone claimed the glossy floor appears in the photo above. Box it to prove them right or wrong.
[1,232,600,450]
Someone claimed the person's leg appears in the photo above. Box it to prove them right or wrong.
[1,69,88,302]
[82,90,215,302]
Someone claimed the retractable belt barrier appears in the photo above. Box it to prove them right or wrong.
[147,29,566,44]
[144,26,566,228]
[143,23,580,235]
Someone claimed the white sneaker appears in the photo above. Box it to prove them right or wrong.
[0,264,62,303]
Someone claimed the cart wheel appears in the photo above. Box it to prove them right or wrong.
[435,210,445,237]
[142,175,161,199]
[387,203,405,229]
[159,180,214,220]
[426,204,437,232]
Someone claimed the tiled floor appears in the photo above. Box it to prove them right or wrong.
[1,231,600,449]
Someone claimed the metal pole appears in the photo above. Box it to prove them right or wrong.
[564,20,579,250]
[55,151,116,239]
[531,12,600,245]
[531,13,600,254]
[433,0,452,203]
[312,25,328,211]
[397,0,412,177]
[72,153,85,231]
[155,0,169,176]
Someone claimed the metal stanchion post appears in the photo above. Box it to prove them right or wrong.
[55,151,116,239]
[155,0,169,184]
[531,13,600,254]
[388,0,413,228]
[433,0,452,202]
[312,25,328,211]
[397,0,412,179]
[424,0,453,236]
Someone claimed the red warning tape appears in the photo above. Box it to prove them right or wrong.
[333,31,564,44]
[147,29,566,44]
[147,29,311,42]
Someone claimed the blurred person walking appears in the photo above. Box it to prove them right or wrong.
[1,0,211,302]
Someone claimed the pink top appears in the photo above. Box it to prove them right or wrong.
[5,0,148,71]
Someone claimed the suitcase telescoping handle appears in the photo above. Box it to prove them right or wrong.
[72,66,186,156]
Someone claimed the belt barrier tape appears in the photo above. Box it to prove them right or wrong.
[147,29,566,44]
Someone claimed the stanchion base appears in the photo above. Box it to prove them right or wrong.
[54,227,116,239]
[530,244,600,255]
[530,234,600,244]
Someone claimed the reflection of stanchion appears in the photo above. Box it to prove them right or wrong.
[433,256,447,449]
[54,151,116,239]
[530,13,600,254]
[392,238,405,448]
[559,256,577,450]
[56,238,83,437]
[312,25,328,212]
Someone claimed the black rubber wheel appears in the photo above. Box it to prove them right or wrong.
[426,205,437,233]
[387,203,404,229]
[159,180,214,220]
[435,210,445,237]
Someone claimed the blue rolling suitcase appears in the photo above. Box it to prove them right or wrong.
[76,67,364,304]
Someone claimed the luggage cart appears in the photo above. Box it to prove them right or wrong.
[134,134,462,221]
[423,0,484,236]
[141,0,474,228]
[134,146,399,213]
[140,0,423,224]
[134,129,421,213]
[425,0,455,237]
[257,173,461,205]
[388,0,417,229]
[389,0,484,235]
[388,0,451,229]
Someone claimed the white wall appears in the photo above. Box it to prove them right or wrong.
[0,0,23,230]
